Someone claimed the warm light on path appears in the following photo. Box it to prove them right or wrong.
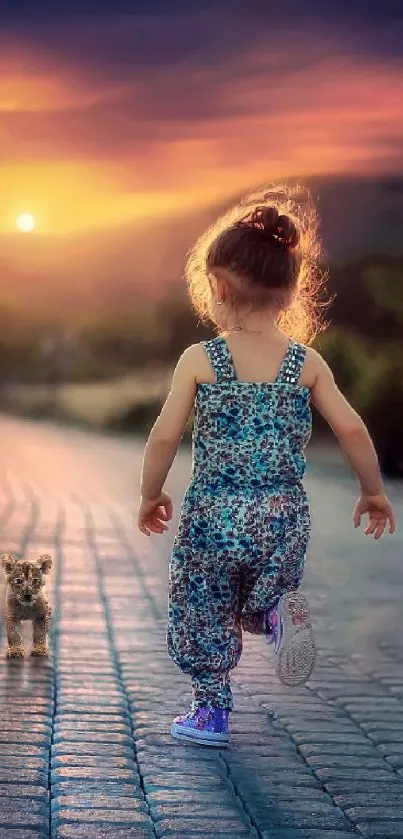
[16,212,36,232]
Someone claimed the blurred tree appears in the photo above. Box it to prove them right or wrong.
[159,288,213,358]
[315,328,368,397]
[326,254,403,341]
[364,262,403,325]
[76,304,171,370]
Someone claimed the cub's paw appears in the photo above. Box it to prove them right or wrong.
[6,646,25,660]
[31,645,49,658]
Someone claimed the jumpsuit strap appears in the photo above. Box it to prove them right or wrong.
[276,340,307,385]
[201,336,237,382]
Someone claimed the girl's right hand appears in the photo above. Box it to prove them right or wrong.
[138,492,173,536]
[353,493,396,539]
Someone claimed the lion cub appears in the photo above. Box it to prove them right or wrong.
[2,553,52,659]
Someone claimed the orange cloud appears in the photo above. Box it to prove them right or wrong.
[0,37,402,235]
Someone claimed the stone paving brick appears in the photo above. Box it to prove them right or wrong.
[0,812,48,830]
[0,785,48,799]
[151,835,254,839]
[0,756,48,770]
[298,743,379,757]
[51,743,133,757]
[315,768,394,781]
[0,769,48,785]
[53,731,132,745]
[335,792,403,807]
[51,781,142,795]
[236,787,334,804]
[384,754,403,767]
[51,766,138,782]
[51,795,145,809]
[52,808,153,830]
[149,801,247,820]
[306,756,391,770]
[54,719,129,731]
[54,828,155,839]
[148,788,237,804]
[57,701,128,712]
[0,731,51,746]
[142,774,230,792]
[261,832,358,839]
[325,779,403,795]
[346,806,403,821]
[139,757,227,775]
[230,770,320,788]
[0,831,48,839]
[0,744,49,757]
[153,818,253,836]
[0,801,48,816]
[356,824,403,838]
[51,755,135,769]
[247,808,351,831]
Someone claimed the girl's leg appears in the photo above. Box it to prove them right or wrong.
[241,493,311,634]
[239,493,315,686]
[167,551,241,706]
[191,671,233,711]
[167,497,242,719]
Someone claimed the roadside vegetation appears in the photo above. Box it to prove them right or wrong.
[0,253,402,476]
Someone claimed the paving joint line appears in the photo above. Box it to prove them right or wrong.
[108,505,162,622]
[330,651,403,780]
[0,474,16,531]
[218,753,261,838]
[306,661,403,779]
[81,497,159,839]
[0,476,15,638]
[19,483,40,554]
[234,676,362,836]
[48,515,64,839]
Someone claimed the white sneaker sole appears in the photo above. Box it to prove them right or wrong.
[275,591,316,687]
[171,723,230,747]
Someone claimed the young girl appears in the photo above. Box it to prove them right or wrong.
[137,184,396,748]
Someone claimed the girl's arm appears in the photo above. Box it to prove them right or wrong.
[138,346,198,534]
[309,350,396,538]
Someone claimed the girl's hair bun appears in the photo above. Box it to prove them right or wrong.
[248,205,300,249]
[276,214,300,249]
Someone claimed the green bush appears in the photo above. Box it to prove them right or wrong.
[356,348,403,478]
[316,328,403,477]
[315,328,368,398]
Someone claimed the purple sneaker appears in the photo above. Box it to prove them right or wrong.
[266,591,316,687]
[171,706,230,747]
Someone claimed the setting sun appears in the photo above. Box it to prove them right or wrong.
[16,212,36,232]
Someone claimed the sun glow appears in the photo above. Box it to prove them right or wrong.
[16,212,36,233]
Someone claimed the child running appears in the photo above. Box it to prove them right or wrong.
[137,184,396,748]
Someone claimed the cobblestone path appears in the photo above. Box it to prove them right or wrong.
[0,416,403,839]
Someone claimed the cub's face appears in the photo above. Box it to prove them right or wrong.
[2,554,52,605]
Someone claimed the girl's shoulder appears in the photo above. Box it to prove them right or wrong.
[298,345,327,389]
[178,342,217,385]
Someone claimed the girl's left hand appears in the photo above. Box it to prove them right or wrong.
[138,492,173,536]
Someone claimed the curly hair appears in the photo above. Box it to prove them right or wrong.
[185,183,328,344]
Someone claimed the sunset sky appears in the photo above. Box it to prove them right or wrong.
[1,0,403,239]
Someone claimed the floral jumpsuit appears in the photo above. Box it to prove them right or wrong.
[167,336,312,710]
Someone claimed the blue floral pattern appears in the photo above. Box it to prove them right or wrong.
[167,336,312,710]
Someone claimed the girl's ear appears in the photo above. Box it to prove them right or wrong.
[216,275,229,304]
[208,273,219,298]
[36,554,52,575]
[1,554,16,575]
